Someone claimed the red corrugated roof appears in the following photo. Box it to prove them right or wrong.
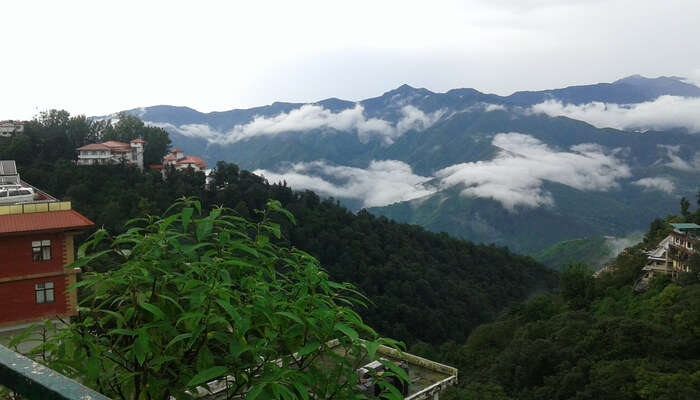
[76,143,110,151]
[101,141,130,148]
[0,210,94,236]
[176,156,206,169]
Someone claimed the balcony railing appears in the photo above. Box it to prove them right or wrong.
[0,344,110,400]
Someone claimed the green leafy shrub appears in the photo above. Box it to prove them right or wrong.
[23,199,404,399]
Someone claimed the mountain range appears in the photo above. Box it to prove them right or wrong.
[113,75,700,260]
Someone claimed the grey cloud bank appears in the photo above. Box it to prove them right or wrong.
[632,177,675,193]
[531,96,700,133]
[254,160,435,208]
[255,133,632,211]
[149,104,445,146]
[435,133,631,211]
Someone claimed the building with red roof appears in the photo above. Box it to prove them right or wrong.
[0,163,94,332]
[151,149,207,175]
[76,139,145,170]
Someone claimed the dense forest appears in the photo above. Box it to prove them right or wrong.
[427,202,700,399]
[1,110,557,347]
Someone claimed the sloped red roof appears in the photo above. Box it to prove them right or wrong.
[130,139,145,143]
[101,141,130,148]
[0,210,94,236]
[176,156,206,169]
[76,143,110,151]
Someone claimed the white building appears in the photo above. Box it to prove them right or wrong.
[76,139,144,170]
[0,121,24,138]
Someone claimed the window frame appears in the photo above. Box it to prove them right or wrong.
[35,282,55,304]
[32,239,52,262]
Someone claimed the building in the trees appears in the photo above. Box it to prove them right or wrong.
[76,139,144,170]
[0,121,24,138]
[0,173,94,335]
[640,223,699,282]
[149,149,207,175]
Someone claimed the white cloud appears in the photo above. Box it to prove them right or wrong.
[147,122,222,141]
[255,132,631,211]
[254,160,435,208]
[531,96,700,133]
[434,133,631,211]
[483,103,506,112]
[632,177,675,193]
[150,104,444,146]
[684,68,700,87]
[657,144,700,172]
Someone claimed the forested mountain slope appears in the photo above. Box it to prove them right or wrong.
[429,203,700,399]
[0,112,557,345]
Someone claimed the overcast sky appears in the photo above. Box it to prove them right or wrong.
[2,0,700,120]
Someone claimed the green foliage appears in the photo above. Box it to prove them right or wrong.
[25,199,404,400]
[439,204,700,399]
[560,263,596,309]
[533,236,612,270]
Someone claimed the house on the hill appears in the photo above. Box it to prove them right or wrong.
[637,223,699,289]
[76,139,144,170]
[0,164,94,338]
[149,149,207,175]
[0,121,24,138]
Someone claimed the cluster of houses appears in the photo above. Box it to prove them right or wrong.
[75,140,206,174]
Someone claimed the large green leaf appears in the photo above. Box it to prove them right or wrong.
[186,366,228,388]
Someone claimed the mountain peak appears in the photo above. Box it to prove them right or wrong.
[382,84,433,97]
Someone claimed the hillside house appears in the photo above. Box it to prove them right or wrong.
[76,139,144,170]
[638,223,699,286]
[149,149,207,175]
[0,121,24,138]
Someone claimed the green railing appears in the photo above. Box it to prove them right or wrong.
[0,344,110,400]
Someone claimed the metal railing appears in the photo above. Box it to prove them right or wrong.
[0,344,110,400]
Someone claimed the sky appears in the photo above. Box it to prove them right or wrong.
[2,0,700,120]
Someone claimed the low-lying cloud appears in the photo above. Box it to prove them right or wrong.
[633,177,675,193]
[255,160,435,208]
[150,104,445,146]
[531,96,700,133]
[658,144,700,172]
[254,133,631,211]
[435,133,631,211]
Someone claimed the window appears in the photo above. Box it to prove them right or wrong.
[35,282,55,304]
[32,240,51,261]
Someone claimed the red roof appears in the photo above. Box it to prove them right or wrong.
[77,141,131,152]
[76,143,110,151]
[176,156,206,169]
[101,141,130,148]
[130,139,145,143]
[0,210,94,236]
